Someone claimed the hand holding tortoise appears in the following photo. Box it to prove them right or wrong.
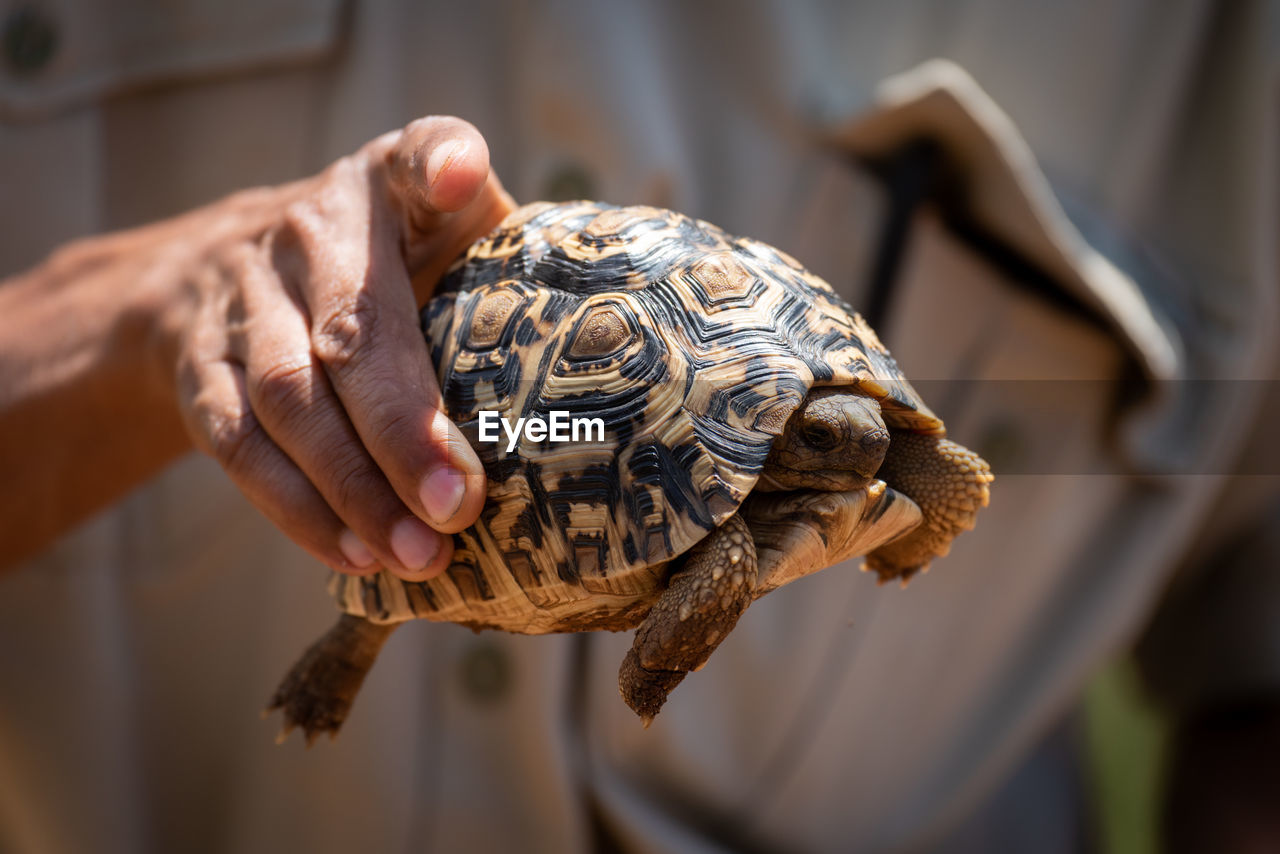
[0,117,514,578]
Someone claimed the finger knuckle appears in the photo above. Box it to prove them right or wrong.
[311,293,381,373]
[204,405,264,472]
[223,239,254,283]
[281,197,325,244]
[368,404,425,454]
[250,360,315,423]
[303,158,362,214]
[325,454,390,518]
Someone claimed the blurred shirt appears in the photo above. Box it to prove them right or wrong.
[0,1,1275,852]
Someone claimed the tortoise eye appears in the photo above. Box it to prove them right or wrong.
[802,423,839,451]
[568,304,633,358]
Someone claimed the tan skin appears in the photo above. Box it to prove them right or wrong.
[0,116,516,580]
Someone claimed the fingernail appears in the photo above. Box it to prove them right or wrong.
[339,529,376,568]
[426,140,466,186]
[390,518,440,571]
[420,465,466,525]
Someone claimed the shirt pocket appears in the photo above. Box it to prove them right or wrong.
[827,59,1182,477]
[0,0,344,122]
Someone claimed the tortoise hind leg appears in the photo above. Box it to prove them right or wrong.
[267,614,397,745]
[619,513,758,726]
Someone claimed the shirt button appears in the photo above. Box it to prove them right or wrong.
[3,5,59,76]
[457,638,511,703]
[542,162,597,202]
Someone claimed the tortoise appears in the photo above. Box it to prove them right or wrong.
[269,201,992,743]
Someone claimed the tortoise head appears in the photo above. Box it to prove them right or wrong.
[758,388,890,491]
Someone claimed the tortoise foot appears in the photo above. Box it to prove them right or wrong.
[266,614,395,746]
[619,514,758,725]
[866,432,992,583]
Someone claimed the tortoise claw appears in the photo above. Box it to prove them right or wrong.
[273,722,295,746]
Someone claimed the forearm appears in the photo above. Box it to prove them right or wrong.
[0,198,271,568]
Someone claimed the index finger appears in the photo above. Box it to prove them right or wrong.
[288,131,495,535]
[302,211,487,535]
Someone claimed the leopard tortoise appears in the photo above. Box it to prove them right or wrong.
[269,201,993,742]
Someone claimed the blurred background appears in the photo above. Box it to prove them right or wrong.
[1,1,1276,852]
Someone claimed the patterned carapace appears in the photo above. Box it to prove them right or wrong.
[329,202,944,633]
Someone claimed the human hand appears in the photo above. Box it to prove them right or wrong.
[160,117,515,580]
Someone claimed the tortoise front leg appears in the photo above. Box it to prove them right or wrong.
[864,431,992,584]
[619,513,758,726]
[267,614,398,745]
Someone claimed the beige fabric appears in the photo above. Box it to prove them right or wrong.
[0,0,344,120]
[831,59,1180,385]
[1,1,1275,852]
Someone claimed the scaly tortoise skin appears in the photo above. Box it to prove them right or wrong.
[269,201,993,742]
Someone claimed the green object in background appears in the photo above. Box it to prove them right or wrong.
[1084,657,1171,854]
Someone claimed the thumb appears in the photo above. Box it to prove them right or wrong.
[379,116,517,298]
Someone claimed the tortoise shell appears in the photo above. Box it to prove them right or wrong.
[329,201,943,632]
